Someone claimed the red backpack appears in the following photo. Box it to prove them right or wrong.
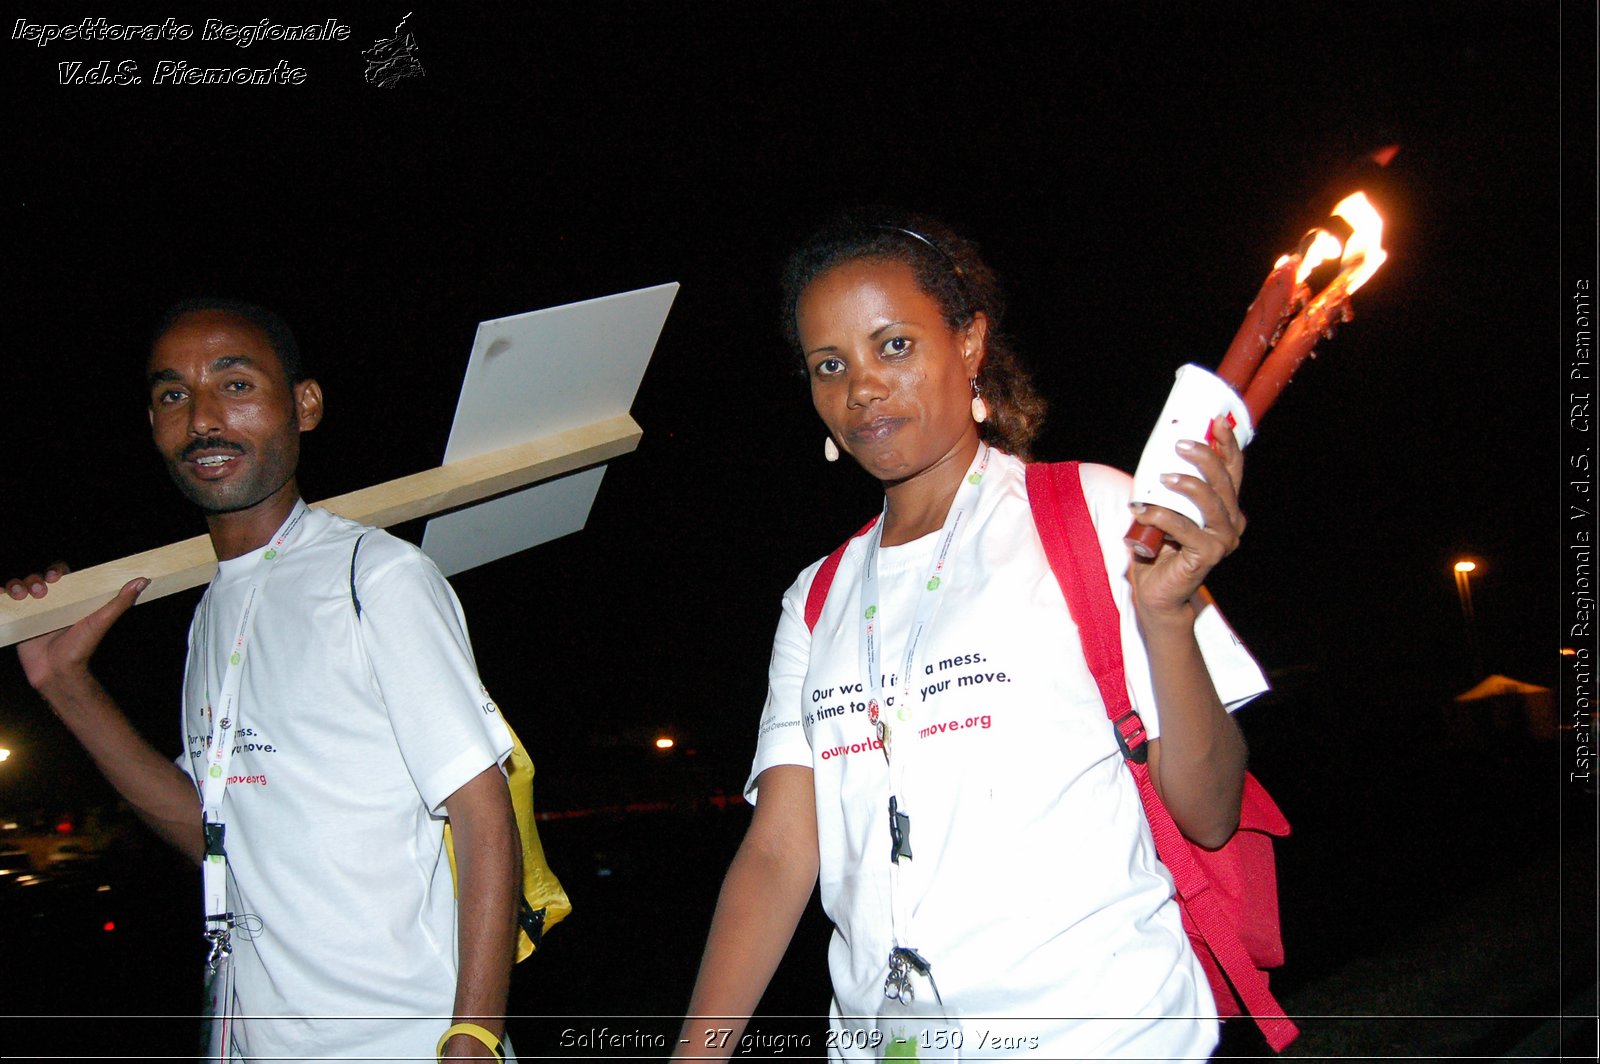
[802,461,1299,1053]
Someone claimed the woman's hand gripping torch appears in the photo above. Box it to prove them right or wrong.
[1125,192,1389,558]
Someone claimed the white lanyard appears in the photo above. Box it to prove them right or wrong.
[858,443,990,972]
[198,500,310,931]
[861,442,991,765]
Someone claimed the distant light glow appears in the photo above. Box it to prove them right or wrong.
[1561,647,1578,656]
[0,748,10,763]
[102,921,116,932]
[1454,561,1476,573]
[654,737,675,750]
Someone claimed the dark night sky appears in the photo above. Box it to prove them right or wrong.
[0,2,1579,806]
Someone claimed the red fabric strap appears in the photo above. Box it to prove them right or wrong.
[805,517,879,633]
[1025,461,1297,1052]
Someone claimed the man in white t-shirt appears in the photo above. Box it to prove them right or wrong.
[7,300,520,1062]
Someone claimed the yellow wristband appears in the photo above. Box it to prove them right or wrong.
[437,1023,503,1062]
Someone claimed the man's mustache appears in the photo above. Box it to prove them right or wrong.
[179,439,246,460]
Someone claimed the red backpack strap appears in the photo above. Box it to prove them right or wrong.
[804,517,880,632]
[1023,463,1145,750]
[1025,462,1298,1052]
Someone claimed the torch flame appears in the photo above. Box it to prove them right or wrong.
[1295,230,1345,285]
[1331,192,1387,293]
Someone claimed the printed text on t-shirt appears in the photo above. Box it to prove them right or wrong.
[806,648,1012,727]
[917,714,992,740]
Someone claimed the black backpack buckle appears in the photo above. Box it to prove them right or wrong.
[1113,710,1148,764]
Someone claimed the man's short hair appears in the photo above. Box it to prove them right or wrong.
[153,298,307,383]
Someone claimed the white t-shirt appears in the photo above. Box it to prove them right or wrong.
[749,456,1268,1061]
[180,506,514,1062]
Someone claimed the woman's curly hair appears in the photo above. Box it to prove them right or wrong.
[780,210,1047,458]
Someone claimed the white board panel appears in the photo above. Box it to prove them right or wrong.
[421,282,676,572]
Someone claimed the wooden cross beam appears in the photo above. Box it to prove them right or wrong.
[0,413,641,647]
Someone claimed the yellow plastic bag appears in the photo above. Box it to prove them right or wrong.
[445,723,571,960]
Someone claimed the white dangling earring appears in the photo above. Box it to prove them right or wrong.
[970,379,988,424]
[824,436,840,462]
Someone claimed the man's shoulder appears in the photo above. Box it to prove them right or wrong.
[276,511,446,605]
[305,510,426,569]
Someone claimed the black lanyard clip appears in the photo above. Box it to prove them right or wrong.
[204,821,227,859]
[888,795,913,863]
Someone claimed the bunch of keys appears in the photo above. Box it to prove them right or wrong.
[204,921,233,973]
[883,947,935,1003]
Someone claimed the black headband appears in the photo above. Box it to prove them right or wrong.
[873,224,973,312]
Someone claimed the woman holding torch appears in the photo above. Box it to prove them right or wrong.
[678,214,1268,1061]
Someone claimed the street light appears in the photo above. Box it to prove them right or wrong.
[1453,559,1482,678]
[1453,561,1477,617]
